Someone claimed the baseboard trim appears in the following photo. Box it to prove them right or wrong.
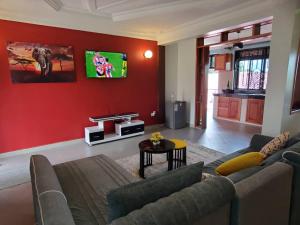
[0,138,84,159]
[0,123,165,158]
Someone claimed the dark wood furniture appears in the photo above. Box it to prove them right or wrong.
[195,37,209,129]
[291,39,300,113]
[173,147,187,169]
[246,99,265,125]
[217,96,241,120]
[139,139,175,178]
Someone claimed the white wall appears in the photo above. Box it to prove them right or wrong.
[165,44,178,102]
[165,38,196,126]
[218,71,233,92]
[262,2,300,136]
[177,39,197,126]
[282,11,300,134]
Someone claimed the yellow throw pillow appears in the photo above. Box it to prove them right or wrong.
[260,131,290,158]
[215,152,265,176]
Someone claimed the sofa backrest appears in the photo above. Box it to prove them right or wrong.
[282,150,300,225]
[110,176,235,225]
[249,134,274,151]
[30,155,76,225]
[228,134,300,184]
[231,162,293,225]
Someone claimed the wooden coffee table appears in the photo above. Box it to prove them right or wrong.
[138,139,175,178]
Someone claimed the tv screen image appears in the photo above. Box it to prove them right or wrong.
[85,51,127,78]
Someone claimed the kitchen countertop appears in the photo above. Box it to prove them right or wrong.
[213,92,265,99]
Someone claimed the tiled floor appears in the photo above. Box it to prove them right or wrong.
[0,118,261,225]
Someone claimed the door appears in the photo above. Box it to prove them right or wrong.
[217,97,230,118]
[246,99,265,124]
[195,38,209,128]
[229,98,241,120]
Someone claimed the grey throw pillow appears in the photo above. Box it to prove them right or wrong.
[106,161,204,223]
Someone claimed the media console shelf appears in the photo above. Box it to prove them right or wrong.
[85,112,144,146]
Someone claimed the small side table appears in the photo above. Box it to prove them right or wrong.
[139,139,175,178]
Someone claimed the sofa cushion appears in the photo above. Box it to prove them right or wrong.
[227,166,264,183]
[106,161,204,223]
[228,141,300,183]
[215,152,265,176]
[260,131,290,158]
[30,155,76,225]
[249,134,274,150]
[231,162,293,225]
[203,147,251,175]
[54,154,139,225]
[110,176,235,225]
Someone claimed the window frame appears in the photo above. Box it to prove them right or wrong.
[209,55,215,69]
[234,47,270,93]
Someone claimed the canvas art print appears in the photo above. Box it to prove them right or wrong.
[7,42,75,83]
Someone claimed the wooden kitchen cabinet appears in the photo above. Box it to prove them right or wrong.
[215,54,232,71]
[217,97,241,120]
[246,99,265,124]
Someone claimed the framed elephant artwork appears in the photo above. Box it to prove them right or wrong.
[6,42,76,83]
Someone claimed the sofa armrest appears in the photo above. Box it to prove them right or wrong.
[249,134,273,150]
[232,162,293,225]
[110,176,235,225]
[283,151,300,165]
[282,151,300,225]
[30,155,76,225]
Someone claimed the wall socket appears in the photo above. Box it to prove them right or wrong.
[150,111,156,117]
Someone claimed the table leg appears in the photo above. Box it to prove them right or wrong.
[168,151,173,171]
[139,151,145,178]
[183,148,187,165]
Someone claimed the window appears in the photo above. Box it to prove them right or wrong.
[209,55,215,69]
[235,47,269,91]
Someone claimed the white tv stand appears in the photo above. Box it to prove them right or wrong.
[85,112,144,146]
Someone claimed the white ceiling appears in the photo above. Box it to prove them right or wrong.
[0,0,284,44]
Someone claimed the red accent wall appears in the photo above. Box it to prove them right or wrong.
[0,19,160,153]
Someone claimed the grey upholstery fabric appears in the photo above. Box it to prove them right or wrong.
[228,134,300,183]
[110,176,235,225]
[227,146,288,184]
[192,204,231,225]
[286,132,300,147]
[227,166,263,183]
[54,154,139,225]
[231,162,293,225]
[30,155,76,225]
[203,134,273,176]
[249,134,274,150]
[282,150,300,225]
[203,147,251,175]
[107,161,204,223]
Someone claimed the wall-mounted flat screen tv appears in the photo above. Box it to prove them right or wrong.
[85,51,127,78]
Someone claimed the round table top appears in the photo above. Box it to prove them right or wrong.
[139,139,175,153]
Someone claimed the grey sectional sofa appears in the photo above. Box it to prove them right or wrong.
[29,134,300,225]
[30,154,235,225]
